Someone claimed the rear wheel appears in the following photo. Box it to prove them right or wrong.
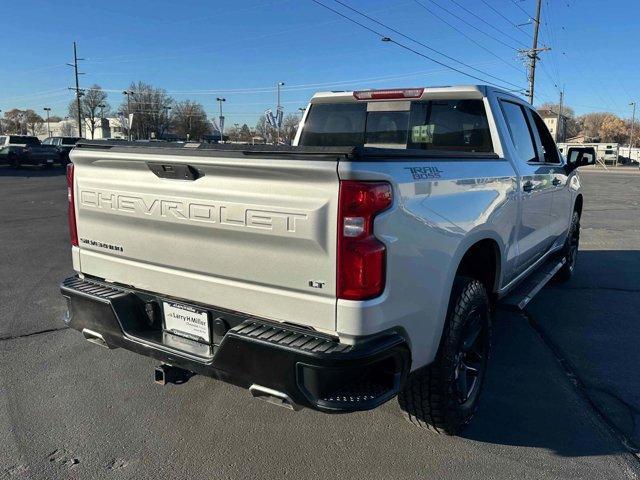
[555,210,580,282]
[398,277,491,434]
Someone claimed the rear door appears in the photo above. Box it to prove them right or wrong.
[499,100,555,271]
[71,146,340,333]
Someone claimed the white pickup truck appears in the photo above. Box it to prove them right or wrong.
[60,85,595,434]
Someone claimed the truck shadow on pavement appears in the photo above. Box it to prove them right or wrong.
[0,164,67,177]
[461,249,640,458]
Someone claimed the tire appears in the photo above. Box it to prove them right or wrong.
[555,210,580,282]
[398,277,491,435]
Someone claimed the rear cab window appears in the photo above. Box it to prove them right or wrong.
[299,98,493,153]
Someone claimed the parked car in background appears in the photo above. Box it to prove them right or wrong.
[0,135,60,168]
[42,136,81,165]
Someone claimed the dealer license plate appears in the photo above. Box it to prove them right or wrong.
[163,301,210,344]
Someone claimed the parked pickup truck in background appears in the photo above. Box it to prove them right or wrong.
[42,136,81,165]
[0,135,60,168]
[60,85,595,434]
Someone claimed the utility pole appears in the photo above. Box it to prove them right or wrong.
[43,107,52,137]
[216,97,226,142]
[556,90,564,142]
[521,0,549,105]
[67,42,85,137]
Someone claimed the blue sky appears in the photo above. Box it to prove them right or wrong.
[1,0,638,126]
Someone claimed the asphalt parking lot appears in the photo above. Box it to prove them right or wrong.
[1,165,639,480]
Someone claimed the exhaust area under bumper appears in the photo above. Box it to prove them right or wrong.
[60,276,411,413]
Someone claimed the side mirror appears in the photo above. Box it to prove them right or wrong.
[565,147,596,173]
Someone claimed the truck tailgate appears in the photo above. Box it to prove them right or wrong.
[71,146,340,333]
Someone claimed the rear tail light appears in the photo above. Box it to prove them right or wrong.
[353,88,424,100]
[337,181,392,300]
[66,163,78,246]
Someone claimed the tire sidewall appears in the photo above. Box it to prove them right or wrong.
[566,211,580,274]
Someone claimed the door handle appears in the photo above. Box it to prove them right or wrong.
[552,177,561,186]
[522,181,533,192]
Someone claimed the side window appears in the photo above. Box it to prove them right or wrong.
[0,136,6,146]
[530,110,561,164]
[500,101,537,164]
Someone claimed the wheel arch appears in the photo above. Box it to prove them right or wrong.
[452,235,503,296]
[420,233,502,370]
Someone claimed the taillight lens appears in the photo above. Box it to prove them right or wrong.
[66,163,78,246]
[337,181,392,300]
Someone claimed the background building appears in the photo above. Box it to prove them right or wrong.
[537,108,566,142]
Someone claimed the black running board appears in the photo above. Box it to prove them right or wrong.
[501,256,566,310]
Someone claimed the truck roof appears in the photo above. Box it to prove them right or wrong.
[309,85,520,103]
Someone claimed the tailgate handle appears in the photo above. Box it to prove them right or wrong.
[147,163,202,180]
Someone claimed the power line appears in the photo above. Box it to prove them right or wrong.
[0,88,69,104]
[310,0,523,90]
[97,64,502,97]
[538,60,560,93]
[447,0,529,48]
[412,0,524,75]
[424,0,520,50]
[332,0,522,89]
[510,0,534,18]
[479,0,533,38]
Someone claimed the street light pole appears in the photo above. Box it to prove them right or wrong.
[216,97,226,143]
[162,106,171,138]
[123,90,134,140]
[43,107,52,137]
[96,104,106,139]
[629,101,637,167]
[276,82,285,144]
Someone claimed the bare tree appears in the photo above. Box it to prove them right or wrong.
[281,114,300,145]
[255,115,274,143]
[24,110,44,135]
[577,112,612,141]
[240,123,251,142]
[172,100,210,141]
[60,122,76,137]
[121,82,173,140]
[68,85,110,139]
[599,115,629,143]
[3,109,26,134]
